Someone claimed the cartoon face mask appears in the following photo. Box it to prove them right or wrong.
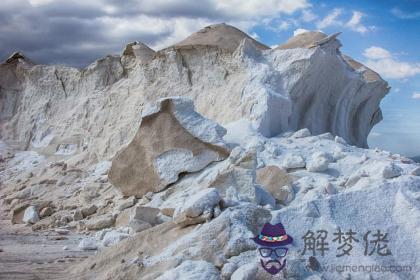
[252,223,294,275]
[258,246,288,275]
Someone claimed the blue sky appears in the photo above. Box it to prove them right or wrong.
[1,0,419,156]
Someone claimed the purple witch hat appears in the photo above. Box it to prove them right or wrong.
[252,223,293,247]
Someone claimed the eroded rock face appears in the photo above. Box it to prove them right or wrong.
[109,97,230,197]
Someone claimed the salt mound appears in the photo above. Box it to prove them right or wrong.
[174,23,270,51]
[277,30,327,49]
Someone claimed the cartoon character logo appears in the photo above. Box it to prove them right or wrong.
[252,223,293,275]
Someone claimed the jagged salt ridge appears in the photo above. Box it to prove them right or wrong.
[0,25,387,164]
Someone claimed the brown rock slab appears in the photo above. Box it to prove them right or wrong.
[81,205,98,218]
[131,206,160,225]
[256,165,293,202]
[277,31,327,49]
[11,203,29,224]
[40,207,54,218]
[85,215,115,230]
[160,208,175,217]
[109,97,230,197]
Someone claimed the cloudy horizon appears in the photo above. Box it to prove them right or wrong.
[1,0,419,157]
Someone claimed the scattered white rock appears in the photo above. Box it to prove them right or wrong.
[306,153,329,172]
[292,128,311,138]
[333,147,346,160]
[174,188,220,220]
[22,206,39,224]
[411,167,420,176]
[117,196,136,211]
[381,162,403,179]
[55,228,70,235]
[334,136,347,145]
[365,161,403,179]
[282,154,305,169]
[95,229,112,241]
[78,238,98,250]
[93,161,112,176]
[102,230,130,247]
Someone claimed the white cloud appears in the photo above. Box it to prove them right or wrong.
[1,0,312,66]
[151,18,215,50]
[363,46,420,79]
[301,9,317,22]
[317,8,342,29]
[316,8,372,34]
[412,92,420,99]
[279,21,290,30]
[364,59,420,79]
[214,0,309,18]
[391,8,420,19]
[29,0,55,6]
[363,46,391,59]
[345,11,368,33]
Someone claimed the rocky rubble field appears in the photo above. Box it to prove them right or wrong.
[0,24,419,279]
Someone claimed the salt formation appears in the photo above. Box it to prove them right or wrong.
[0,24,387,159]
[174,23,270,51]
[0,24,418,280]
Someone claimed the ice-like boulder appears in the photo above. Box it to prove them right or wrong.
[22,206,39,224]
[306,152,330,172]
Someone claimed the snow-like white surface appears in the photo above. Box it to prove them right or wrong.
[138,120,420,279]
